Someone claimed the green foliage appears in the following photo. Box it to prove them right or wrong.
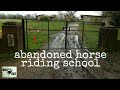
[79,22,100,50]
[111,12,120,27]
[102,11,120,27]
[40,16,49,21]
[27,32,48,51]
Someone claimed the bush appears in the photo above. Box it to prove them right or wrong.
[40,16,49,21]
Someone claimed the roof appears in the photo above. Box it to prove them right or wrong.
[80,15,107,18]
[37,14,48,17]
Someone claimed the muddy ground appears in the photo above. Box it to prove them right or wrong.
[0,22,120,79]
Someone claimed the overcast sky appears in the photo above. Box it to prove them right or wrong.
[0,11,101,17]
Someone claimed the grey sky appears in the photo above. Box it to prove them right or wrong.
[0,11,101,17]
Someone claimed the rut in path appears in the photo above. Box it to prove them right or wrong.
[50,22,82,49]
[42,22,96,79]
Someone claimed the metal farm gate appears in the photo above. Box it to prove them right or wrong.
[22,19,101,51]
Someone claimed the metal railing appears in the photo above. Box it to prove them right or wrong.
[24,19,101,51]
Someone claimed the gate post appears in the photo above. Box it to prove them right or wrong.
[22,19,25,51]
[98,26,118,51]
[81,21,84,49]
[2,22,23,52]
[26,19,28,50]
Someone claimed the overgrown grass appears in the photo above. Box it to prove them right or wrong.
[26,20,65,51]
[79,22,100,31]
[80,22,120,51]
[27,32,48,51]
[79,22,100,51]
[83,32,99,48]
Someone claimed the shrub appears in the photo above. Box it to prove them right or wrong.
[40,16,49,21]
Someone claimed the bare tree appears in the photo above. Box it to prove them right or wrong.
[65,11,77,21]
[65,11,77,16]
[102,11,120,27]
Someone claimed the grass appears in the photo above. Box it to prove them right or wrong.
[26,20,65,51]
[83,32,99,48]
[79,22,100,51]
[27,20,65,31]
[84,24,100,31]
[80,22,120,51]
[27,32,48,51]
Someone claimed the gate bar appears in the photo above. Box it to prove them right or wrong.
[81,20,85,49]
[48,20,49,49]
[65,21,68,49]
[22,19,25,51]
[26,19,28,50]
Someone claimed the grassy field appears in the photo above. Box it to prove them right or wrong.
[27,32,48,51]
[27,20,65,30]
[26,20,65,51]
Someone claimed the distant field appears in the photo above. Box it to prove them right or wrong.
[0,19,65,31]
[27,20,65,31]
